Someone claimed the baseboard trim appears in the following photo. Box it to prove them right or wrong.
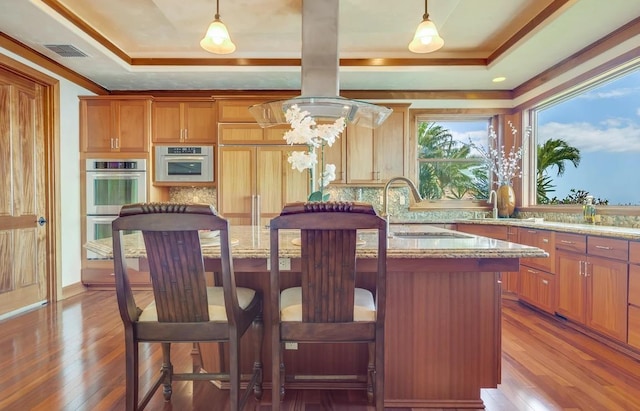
[61,282,87,300]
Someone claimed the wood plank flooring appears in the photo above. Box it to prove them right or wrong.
[1,291,639,410]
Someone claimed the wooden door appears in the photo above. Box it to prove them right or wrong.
[115,100,149,152]
[555,250,586,323]
[0,78,48,315]
[152,100,182,143]
[586,255,628,342]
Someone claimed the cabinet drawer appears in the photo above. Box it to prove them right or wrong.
[629,305,640,350]
[588,236,628,261]
[630,241,640,264]
[456,224,508,240]
[556,232,586,253]
[630,264,640,307]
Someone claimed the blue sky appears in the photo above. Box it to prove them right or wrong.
[538,68,640,205]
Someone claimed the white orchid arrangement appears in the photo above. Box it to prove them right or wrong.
[284,105,346,201]
[470,121,529,187]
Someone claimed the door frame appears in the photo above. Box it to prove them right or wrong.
[1,53,59,304]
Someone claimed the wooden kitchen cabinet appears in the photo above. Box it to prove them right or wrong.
[152,99,216,143]
[218,123,290,144]
[455,224,519,295]
[628,241,640,349]
[346,104,408,184]
[519,228,555,273]
[556,233,629,342]
[217,145,309,225]
[80,97,151,153]
[518,265,555,314]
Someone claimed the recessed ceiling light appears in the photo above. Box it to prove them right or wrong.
[492,76,507,83]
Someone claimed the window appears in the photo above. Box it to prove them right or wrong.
[533,66,640,206]
[416,117,492,203]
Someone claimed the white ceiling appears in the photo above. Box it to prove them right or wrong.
[1,0,639,93]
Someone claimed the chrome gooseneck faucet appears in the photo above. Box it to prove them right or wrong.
[382,176,423,237]
[488,190,498,219]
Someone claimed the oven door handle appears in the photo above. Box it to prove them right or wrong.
[89,172,146,179]
[163,156,205,162]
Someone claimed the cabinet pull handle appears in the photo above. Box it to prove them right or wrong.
[579,260,584,276]
[594,245,612,250]
[560,240,575,244]
[110,138,114,149]
[527,230,537,234]
[114,138,119,149]
[542,238,549,243]
[184,129,188,141]
[541,279,549,285]
[527,269,537,274]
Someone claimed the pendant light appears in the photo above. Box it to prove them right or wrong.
[408,0,444,53]
[200,0,236,54]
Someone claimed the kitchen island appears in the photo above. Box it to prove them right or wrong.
[86,223,547,409]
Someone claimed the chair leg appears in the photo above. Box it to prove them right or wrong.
[160,343,173,401]
[271,337,282,411]
[367,342,375,404]
[191,342,203,374]
[375,333,385,411]
[124,329,138,411]
[229,332,240,411]
[251,313,264,400]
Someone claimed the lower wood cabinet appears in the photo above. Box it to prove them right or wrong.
[629,242,640,349]
[556,232,628,342]
[518,265,555,314]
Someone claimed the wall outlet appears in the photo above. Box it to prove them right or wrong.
[285,342,298,350]
[399,196,406,205]
[379,195,384,204]
[267,257,291,271]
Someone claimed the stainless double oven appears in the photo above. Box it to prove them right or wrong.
[85,159,147,259]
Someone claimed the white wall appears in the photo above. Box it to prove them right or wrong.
[0,46,95,290]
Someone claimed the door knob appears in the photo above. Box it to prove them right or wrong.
[38,217,47,226]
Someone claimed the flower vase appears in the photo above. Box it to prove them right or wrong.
[497,184,515,217]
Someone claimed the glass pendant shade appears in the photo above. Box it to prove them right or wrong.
[408,17,444,53]
[200,18,236,54]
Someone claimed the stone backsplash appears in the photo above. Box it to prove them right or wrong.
[168,186,640,228]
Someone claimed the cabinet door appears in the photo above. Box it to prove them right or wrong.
[519,229,555,272]
[555,250,587,323]
[586,255,628,342]
[81,99,113,152]
[519,265,555,314]
[257,146,309,225]
[114,99,150,153]
[375,107,407,181]
[217,146,255,225]
[219,124,264,143]
[346,123,376,183]
[152,100,182,143]
[183,101,216,143]
[322,133,346,184]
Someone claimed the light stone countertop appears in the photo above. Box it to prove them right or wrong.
[451,218,640,241]
[85,224,548,260]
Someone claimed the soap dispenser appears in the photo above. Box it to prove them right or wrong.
[583,195,596,224]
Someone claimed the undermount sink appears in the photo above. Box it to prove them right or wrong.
[391,231,473,239]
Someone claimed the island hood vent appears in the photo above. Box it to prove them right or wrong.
[248,0,392,129]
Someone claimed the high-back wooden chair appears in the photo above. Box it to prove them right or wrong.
[112,203,263,411]
[269,201,387,410]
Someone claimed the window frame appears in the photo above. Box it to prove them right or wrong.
[408,109,508,210]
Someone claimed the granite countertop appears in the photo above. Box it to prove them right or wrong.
[450,218,640,240]
[85,224,547,260]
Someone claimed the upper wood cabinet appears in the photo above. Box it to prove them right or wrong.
[346,104,408,184]
[218,123,290,144]
[80,97,151,153]
[217,99,274,122]
[152,99,216,143]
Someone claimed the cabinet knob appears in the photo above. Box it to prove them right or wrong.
[541,279,549,285]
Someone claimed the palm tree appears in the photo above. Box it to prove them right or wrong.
[536,138,581,203]
[417,122,478,199]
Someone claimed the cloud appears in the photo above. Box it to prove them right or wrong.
[578,87,640,100]
[539,120,640,153]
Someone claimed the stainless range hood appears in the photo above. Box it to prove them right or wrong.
[248,0,392,129]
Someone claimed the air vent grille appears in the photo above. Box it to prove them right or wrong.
[44,44,88,57]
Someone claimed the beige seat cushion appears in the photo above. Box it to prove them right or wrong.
[280,286,376,322]
[138,286,256,322]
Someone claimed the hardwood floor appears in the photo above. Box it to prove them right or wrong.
[1,291,639,410]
